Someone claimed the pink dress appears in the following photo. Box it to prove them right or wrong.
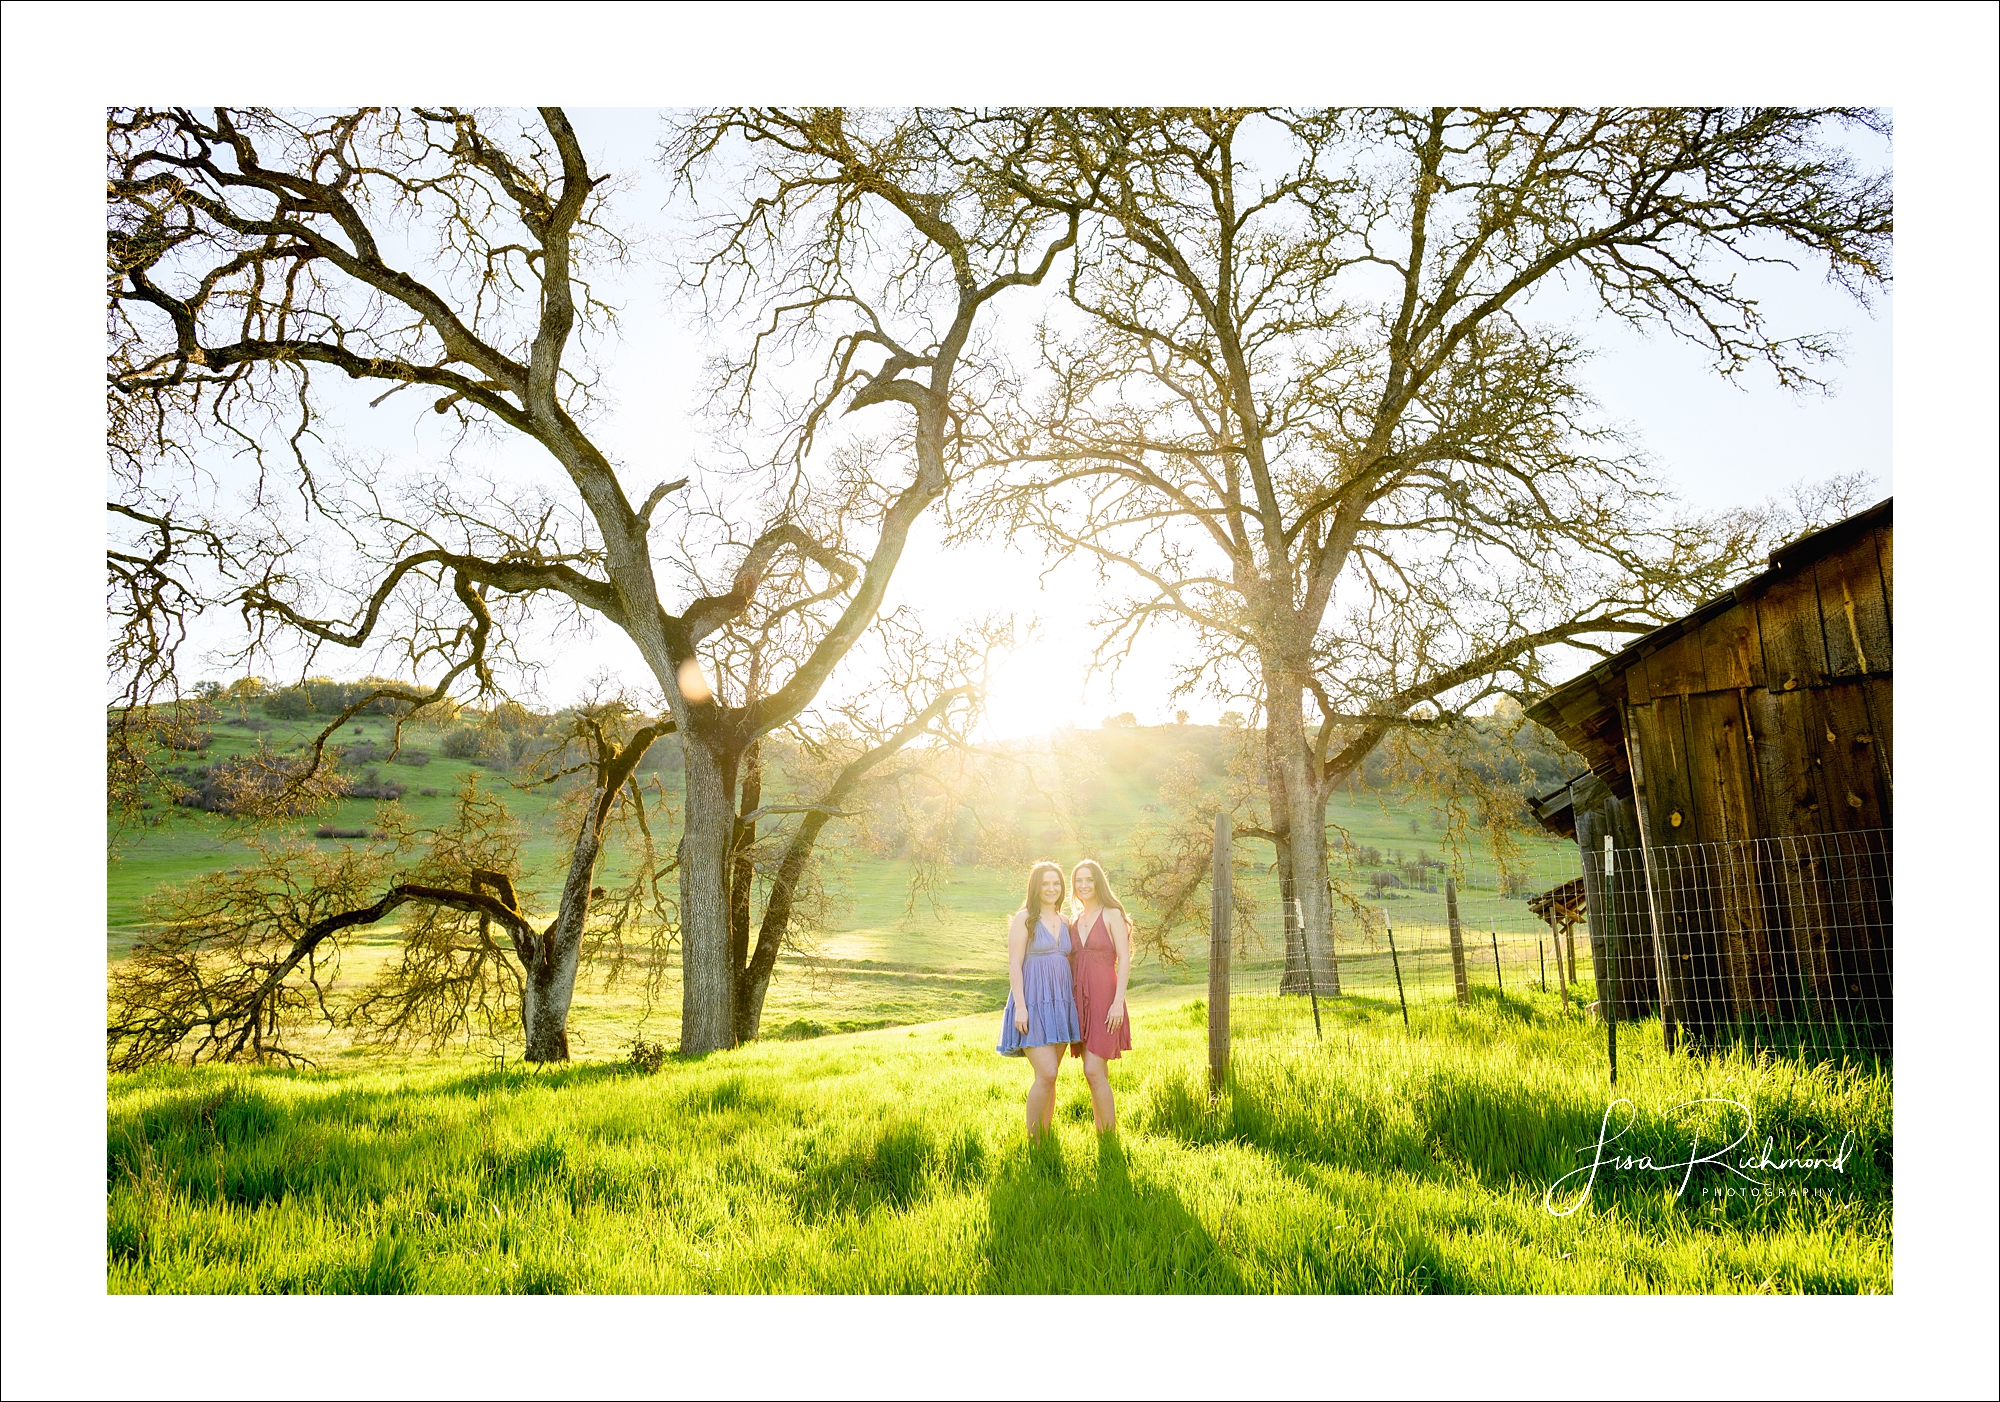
[1068,910,1133,1061]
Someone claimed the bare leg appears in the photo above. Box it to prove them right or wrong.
[1023,1043,1063,1137]
[1082,1051,1116,1132]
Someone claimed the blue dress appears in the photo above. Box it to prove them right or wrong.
[996,915,1082,1056]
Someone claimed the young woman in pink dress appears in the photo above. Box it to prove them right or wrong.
[1067,858,1133,1132]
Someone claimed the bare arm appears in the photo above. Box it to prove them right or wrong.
[1007,913,1031,1033]
[1107,909,1133,1029]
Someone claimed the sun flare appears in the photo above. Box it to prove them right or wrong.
[978,636,1086,741]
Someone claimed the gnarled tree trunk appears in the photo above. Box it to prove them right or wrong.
[1265,671,1336,997]
[676,728,742,1054]
[735,808,832,1043]
[515,724,666,1061]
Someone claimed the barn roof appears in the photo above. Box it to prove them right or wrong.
[1525,496,1892,801]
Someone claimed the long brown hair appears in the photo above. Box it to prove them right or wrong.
[1069,858,1130,927]
[1019,860,1067,927]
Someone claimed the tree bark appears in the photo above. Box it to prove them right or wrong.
[523,821,599,1061]
[737,808,835,1043]
[730,684,972,1044]
[1264,671,1335,996]
[730,741,761,990]
[677,729,741,1054]
[519,724,665,1061]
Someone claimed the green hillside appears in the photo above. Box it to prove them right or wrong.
[110,713,1581,1049]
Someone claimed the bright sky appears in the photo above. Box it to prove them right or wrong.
[164,108,1892,741]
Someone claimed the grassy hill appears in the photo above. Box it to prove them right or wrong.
[107,988,1891,1294]
[110,714,1583,1050]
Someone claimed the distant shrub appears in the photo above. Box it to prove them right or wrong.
[344,768,407,801]
[440,726,503,761]
[174,747,347,817]
[393,748,432,767]
[419,787,440,798]
[627,1039,668,1073]
[314,826,374,840]
[223,716,273,732]
[1368,870,1404,894]
[263,687,315,720]
[163,729,213,752]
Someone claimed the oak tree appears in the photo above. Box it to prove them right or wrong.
[109,107,1074,1053]
[964,107,1890,980]
[107,718,669,1068]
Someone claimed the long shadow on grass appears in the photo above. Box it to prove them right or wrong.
[1151,995,1605,1190]
[791,1119,986,1222]
[981,1134,1241,1293]
[1137,1046,1889,1250]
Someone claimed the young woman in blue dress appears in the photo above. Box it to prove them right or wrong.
[995,860,1083,1138]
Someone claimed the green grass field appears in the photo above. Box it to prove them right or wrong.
[109,718,1887,1294]
[107,987,1890,1294]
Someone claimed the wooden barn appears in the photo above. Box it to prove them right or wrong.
[1526,498,1892,1050]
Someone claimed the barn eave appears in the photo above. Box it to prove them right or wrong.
[1524,497,1891,815]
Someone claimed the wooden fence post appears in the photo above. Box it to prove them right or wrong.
[1490,924,1504,995]
[1621,701,1677,1052]
[1321,882,1344,996]
[1208,811,1231,1095]
[1303,897,1323,1040]
[1446,878,1470,1006]
[1546,916,1570,1012]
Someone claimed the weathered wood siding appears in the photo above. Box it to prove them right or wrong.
[1618,518,1892,1044]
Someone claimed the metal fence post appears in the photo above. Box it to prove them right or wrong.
[1207,811,1231,1095]
[1604,837,1619,1086]
[1384,911,1410,1032]
[1490,923,1504,995]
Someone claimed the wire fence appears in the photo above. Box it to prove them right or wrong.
[1205,828,1891,1072]
[1221,849,1598,1033]
[1582,828,1891,1059]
